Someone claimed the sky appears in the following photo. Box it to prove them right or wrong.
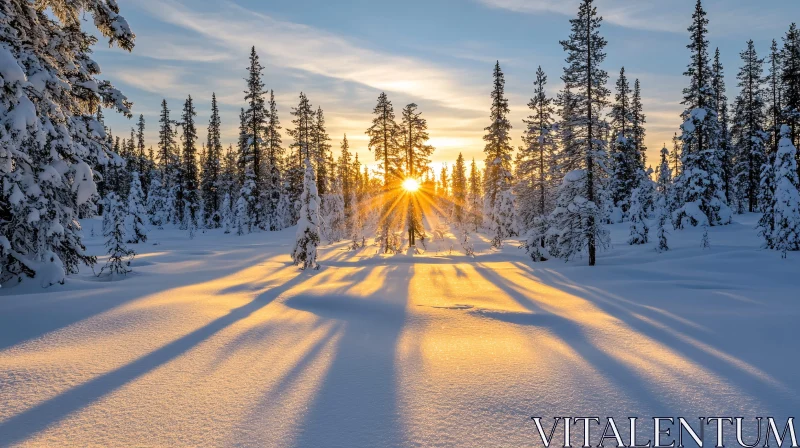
[95,0,799,172]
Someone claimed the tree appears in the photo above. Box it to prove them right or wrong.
[265,90,285,231]
[452,153,468,225]
[202,93,223,227]
[631,79,648,170]
[292,157,321,270]
[243,48,268,229]
[221,193,233,234]
[483,61,514,222]
[731,40,768,214]
[555,0,610,265]
[673,0,731,229]
[99,193,134,278]
[158,99,180,224]
[767,40,784,156]
[655,146,673,252]
[125,172,148,244]
[609,67,636,216]
[312,107,332,195]
[136,114,150,197]
[549,171,610,261]
[468,158,483,231]
[0,0,134,285]
[782,23,800,154]
[771,125,800,256]
[180,96,199,238]
[146,176,167,229]
[516,66,556,232]
[366,92,402,252]
[712,48,734,204]
[628,187,649,245]
[235,196,248,236]
[490,189,515,248]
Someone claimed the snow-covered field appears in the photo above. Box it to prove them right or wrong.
[1,216,799,447]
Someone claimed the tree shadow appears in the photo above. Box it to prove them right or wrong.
[0,271,310,446]
[471,263,670,415]
[0,251,278,352]
[283,265,412,448]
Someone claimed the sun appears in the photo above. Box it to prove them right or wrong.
[402,178,420,192]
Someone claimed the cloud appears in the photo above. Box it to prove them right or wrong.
[134,0,488,113]
[473,0,686,33]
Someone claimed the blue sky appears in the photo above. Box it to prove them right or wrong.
[95,0,798,170]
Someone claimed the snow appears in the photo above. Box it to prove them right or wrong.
[8,94,37,132]
[1,214,798,446]
[0,45,26,86]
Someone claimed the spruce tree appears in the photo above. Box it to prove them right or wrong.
[100,192,134,278]
[292,157,321,270]
[712,48,734,204]
[221,193,233,234]
[0,0,136,285]
[516,66,556,232]
[782,23,800,153]
[452,153,468,225]
[146,176,167,229]
[125,172,148,244]
[609,67,636,216]
[731,40,767,214]
[366,92,402,252]
[628,186,649,245]
[771,125,800,256]
[399,103,433,245]
[655,146,673,252]
[158,99,180,224]
[483,61,514,223]
[553,0,611,265]
[288,92,315,223]
[631,79,648,170]
[767,40,784,155]
[202,93,223,227]
[136,114,149,197]
[673,0,731,229]
[265,90,285,231]
[312,107,332,195]
[468,158,483,232]
[243,47,268,229]
[180,95,200,238]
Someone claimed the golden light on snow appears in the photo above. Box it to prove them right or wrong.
[402,178,420,193]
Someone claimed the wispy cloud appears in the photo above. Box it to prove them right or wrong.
[134,0,488,113]
[473,0,686,33]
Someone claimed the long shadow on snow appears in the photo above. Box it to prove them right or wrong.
[0,251,277,352]
[472,263,669,416]
[286,265,411,448]
[0,271,309,446]
[532,268,800,413]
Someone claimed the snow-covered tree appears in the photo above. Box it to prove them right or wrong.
[235,195,248,236]
[609,67,637,217]
[655,196,670,253]
[146,176,167,229]
[0,0,135,286]
[180,96,199,237]
[712,48,735,204]
[312,106,332,195]
[772,125,800,256]
[125,172,148,244]
[288,92,315,222]
[202,93,222,228]
[321,178,345,243]
[99,192,134,278]
[468,158,483,231]
[673,0,732,229]
[265,90,284,231]
[483,61,514,224]
[781,24,800,154]
[221,193,233,234]
[767,39,784,156]
[158,99,181,225]
[628,187,649,245]
[292,157,321,270]
[516,66,556,232]
[490,188,515,248]
[243,47,268,229]
[554,0,610,266]
[452,153,467,225]
[731,40,767,214]
[548,170,610,262]
[366,92,402,253]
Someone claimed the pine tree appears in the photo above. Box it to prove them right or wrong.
[490,189,515,248]
[483,61,514,223]
[731,40,768,214]
[146,176,167,229]
[292,157,321,270]
[452,153,468,225]
[288,93,314,224]
[771,125,800,256]
[516,66,556,232]
[221,193,233,234]
[136,114,149,198]
[628,187,649,245]
[366,92,402,252]
[609,67,636,216]
[203,93,223,227]
[468,158,483,231]
[655,147,673,252]
[674,0,732,229]
[554,0,611,265]
[782,24,800,154]
[158,99,180,225]
[100,192,134,278]
[321,177,345,243]
[179,96,200,238]
[0,0,135,285]
[712,48,735,204]
[125,172,148,244]
[631,79,648,170]
[235,196,248,236]
[312,107,332,195]
[243,48,268,229]
[767,39,784,156]
[265,90,285,231]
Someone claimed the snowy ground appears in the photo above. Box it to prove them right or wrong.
[1,215,799,447]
